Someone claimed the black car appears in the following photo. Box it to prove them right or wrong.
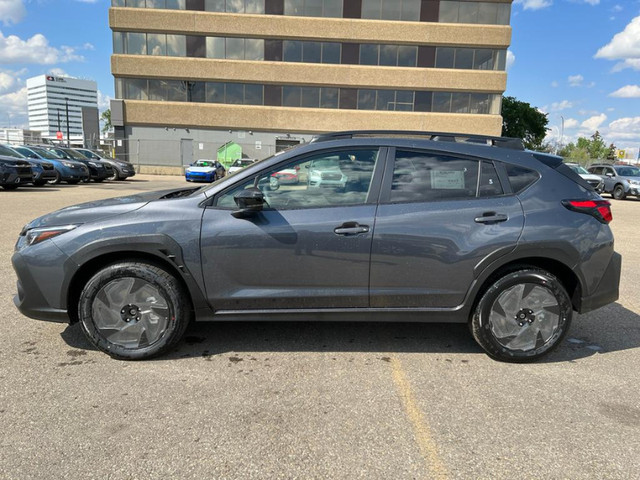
[13,145,90,184]
[75,148,136,181]
[0,155,32,190]
[46,147,113,182]
[12,131,620,363]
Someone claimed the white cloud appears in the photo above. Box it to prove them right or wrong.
[611,58,640,71]
[595,16,640,60]
[568,74,584,87]
[607,117,640,142]
[563,118,579,129]
[506,50,515,70]
[97,90,111,111]
[514,0,553,10]
[610,85,640,98]
[551,81,559,88]
[0,0,26,26]
[581,114,607,131]
[0,31,84,64]
[0,86,27,127]
[550,100,573,111]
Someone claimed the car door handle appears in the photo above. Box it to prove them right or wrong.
[474,213,508,224]
[334,222,370,236]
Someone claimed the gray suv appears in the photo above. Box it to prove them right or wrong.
[12,131,621,362]
[588,163,640,200]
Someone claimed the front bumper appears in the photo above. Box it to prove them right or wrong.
[12,247,72,323]
[627,185,640,196]
[578,252,621,314]
[186,172,215,182]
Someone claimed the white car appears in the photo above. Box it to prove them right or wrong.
[228,158,257,175]
[566,163,604,192]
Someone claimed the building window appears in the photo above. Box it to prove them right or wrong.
[357,89,415,111]
[205,0,265,13]
[439,1,511,25]
[361,0,421,21]
[111,0,186,7]
[435,47,507,71]
[206,37,265,60]
[283,41,341,64]
[284,0,343,18]
[360,44,418,67]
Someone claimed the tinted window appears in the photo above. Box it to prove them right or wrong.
[390,150,479,203]
[615,167,640,177]
[216,149,380,209]
[479,161,503,197]
[506,164,539,193]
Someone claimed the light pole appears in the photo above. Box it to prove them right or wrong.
[65,98,70,147]
[559,115,565,152]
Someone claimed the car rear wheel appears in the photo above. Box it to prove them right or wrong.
[79,262,192,360]
[471,269,572,363]
[613,184,626,200]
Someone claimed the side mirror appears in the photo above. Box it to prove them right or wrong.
[605,173,614,178]
[232,187,265,218]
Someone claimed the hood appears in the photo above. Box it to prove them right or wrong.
[187,166,216,173]
[623,176,640,182]
[24,187,198,230]
[579,173,603,182]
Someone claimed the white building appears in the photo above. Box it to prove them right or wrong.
[27,75,98,143]
[0,128,42,145]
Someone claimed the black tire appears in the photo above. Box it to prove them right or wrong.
[471,269,572,363]
[33,179,47,186]
[79,262,192,360]
[612,184,626,200]
[94,178,104,183]
[2,184,19,190]
[107,170,119,181]
[67,179,80,185]
[47,171,61,185]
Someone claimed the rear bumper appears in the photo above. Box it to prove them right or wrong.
[578,252,621,314]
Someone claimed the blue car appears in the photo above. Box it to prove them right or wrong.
[185,159,226,182]
[14,145,90,184]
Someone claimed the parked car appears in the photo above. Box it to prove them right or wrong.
[588,163,640,200]
[75,148,136,181]
[13,145,90,184]
[307,158,347,189]
[0,144,57,186]
[565,163,604,192]
[12,131,620,363]
[228,158,258,175]
[0,154,32,190]
[45,147,113,182]
[185,159,225,182]
[269,168,299,190]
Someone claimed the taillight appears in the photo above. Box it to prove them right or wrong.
[562,199,613,224]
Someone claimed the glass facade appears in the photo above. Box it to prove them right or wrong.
[114,32,507,71]
[116,77,501,114]
[111,0,512,26]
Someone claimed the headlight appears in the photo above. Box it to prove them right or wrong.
[62,161,74,168]
[22,225,78,248]
[629,179,640,186]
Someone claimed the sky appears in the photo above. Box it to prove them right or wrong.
[0,0,638,155]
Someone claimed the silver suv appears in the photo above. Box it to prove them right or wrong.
[588,163,640,200]
[12,131,621,363]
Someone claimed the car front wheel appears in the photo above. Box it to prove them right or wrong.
[79,262,191,360]
[612,184,626,200]
[471,269,572,363]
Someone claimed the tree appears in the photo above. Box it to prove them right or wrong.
[100,109,112,133]
[501,96,549,150]
[557,131,616,162]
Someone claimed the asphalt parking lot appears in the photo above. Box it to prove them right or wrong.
[1,176,639,479]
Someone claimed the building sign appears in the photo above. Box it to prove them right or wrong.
[46,76,67,83]
[56,131,63,140]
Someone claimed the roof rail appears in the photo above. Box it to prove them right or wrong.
[310,130,524,151]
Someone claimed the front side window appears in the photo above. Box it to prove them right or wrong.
[389,150,481,203]
[216,149,380,210]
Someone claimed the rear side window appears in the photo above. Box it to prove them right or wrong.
[479,161,504,197]
[505,164,540,194]
[390,150,479,203]
[590,166,604,175]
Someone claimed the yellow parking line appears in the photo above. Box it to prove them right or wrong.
[390,356,449,480]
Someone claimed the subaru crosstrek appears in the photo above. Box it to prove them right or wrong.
[12,131,621,362]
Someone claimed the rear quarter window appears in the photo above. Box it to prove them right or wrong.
[505,164,540,194]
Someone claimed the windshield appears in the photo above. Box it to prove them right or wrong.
[568,165,589,175]
[64,149,89,160]
[0,144,25,159]
[616,166,640,177]
[195,160,215,167]
[78,149,100,160]
[31,147,62,160]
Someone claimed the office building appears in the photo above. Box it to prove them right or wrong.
[109,0,513,171]
[27,75,99,144]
